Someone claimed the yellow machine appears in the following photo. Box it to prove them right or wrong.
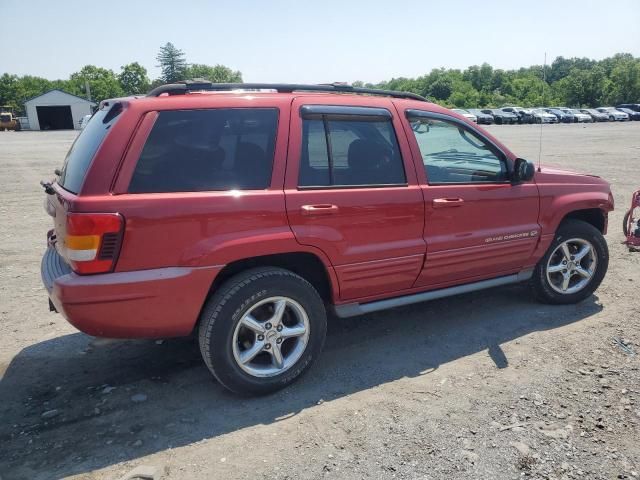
[0,106,21,131]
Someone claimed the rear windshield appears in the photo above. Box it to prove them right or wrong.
[58,105,122,194]
[128,108,279,193]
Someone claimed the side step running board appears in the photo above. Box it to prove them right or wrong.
[333,270,533,318]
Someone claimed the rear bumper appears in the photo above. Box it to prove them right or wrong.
[41,247,221,338]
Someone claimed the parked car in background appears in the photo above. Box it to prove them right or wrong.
[79,114,92,130]
[481,108,518,124]
[501,106,534,124]
[565,109,593,123]
[531,108,558,123]
[616,107,640,121]
[467,109,494,124]
[451,108,478,123]
[580,109,609,122]
[616,103,640,112]
[597,107,629,121]
[545,108,574,123]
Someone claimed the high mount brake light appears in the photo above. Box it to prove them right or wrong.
[63,213,123,274]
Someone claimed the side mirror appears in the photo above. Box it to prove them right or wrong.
[513,158,535,183]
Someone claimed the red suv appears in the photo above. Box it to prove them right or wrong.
[41,82,614,395]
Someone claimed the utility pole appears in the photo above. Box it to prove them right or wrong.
[85,80,92,102]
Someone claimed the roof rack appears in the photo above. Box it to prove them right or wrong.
[146,80,428,102]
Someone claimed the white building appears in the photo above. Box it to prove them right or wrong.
[24,90,95,130]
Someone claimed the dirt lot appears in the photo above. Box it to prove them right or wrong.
[1,123,639,480]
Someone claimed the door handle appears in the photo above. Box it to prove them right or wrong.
[301,204,339,216]
[432,197,464,208]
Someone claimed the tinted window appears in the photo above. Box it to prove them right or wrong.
[129,108,278,193]
[299,117,406,187]
[59,106,120,194]
[408,117,507,184]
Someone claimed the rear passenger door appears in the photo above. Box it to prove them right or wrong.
[285,98,426,301]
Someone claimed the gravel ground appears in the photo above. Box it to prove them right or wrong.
[0,122,639,480]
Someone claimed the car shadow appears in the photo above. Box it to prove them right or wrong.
[0,284,603,479]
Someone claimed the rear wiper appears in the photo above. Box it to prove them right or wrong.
[40,180,55,195]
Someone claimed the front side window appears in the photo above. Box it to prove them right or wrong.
[299,115,406,187]
[408,116,508,184]
[129,108,278,193]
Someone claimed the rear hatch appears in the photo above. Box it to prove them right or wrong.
[45,103,124,274]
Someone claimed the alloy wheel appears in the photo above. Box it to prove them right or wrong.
[232,296,310,378]
[545,238,597,294]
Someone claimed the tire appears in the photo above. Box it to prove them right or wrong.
[531,219,608,305]
[198,267,327,396]
[623,209,632,237]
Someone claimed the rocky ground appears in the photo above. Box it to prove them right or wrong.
[0,122,638,480]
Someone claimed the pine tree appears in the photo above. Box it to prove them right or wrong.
[156,42,187,83]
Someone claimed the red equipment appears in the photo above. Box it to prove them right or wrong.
[623,189,640,250]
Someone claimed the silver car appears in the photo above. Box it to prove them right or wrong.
[531,108,558,124]
[580,109,609,122]
[451,108,478,123]
[597,107,629,121]
[566,109,593,123]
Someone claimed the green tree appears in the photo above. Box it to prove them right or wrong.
[184,63,242,83]
[606,59,640,104]
[156,42,187,83]
[553,66,609,107]
[447,80,480,108]
[507,76,548,107]
[119,62,150,95]
[0,74,55,115]
[69,65,123,103]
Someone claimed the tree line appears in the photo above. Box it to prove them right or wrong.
[361,53,639,109]
[0,43,242,115]
[1,48,638,116]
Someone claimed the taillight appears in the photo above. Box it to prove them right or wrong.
[63,213,123,274]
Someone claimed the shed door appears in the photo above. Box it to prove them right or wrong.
[36,105,74,130]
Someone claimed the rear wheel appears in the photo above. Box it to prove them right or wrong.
[198,267,327,395]
[531,220,608,304]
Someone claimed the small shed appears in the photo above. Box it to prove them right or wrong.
[24,90,96,130]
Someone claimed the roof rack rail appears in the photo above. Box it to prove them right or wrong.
[146,80,428,102]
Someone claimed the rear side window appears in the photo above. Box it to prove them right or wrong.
[129,108,278,193]
[299,115,406,187]
[59,105,121,194]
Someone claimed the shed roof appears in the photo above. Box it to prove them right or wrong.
[24,89,97,105]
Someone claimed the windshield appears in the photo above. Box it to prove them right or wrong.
[58,105,122,194]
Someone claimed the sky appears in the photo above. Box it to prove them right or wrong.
[1,0,639,84]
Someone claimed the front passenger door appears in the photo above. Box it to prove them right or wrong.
[403,110,540,288]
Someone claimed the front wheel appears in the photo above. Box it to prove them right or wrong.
[531,220,608,304]
[198,267,327,395]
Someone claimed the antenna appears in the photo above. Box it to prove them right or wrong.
[537,52,546,172]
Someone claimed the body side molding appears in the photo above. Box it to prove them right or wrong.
[333,269,534,318]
